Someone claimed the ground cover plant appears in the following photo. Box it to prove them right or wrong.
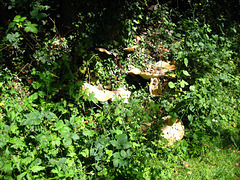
[0,0,240,179]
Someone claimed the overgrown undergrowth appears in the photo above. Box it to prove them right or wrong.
[0,1,240,179]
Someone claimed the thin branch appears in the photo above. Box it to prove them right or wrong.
[19,30,34,50]
[49,16,60,36]
[16,63,29,78]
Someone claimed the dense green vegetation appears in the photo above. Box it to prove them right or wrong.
[0,0,239,179]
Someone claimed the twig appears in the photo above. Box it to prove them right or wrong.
[16,63,29,79]
[93,102,102,109]
[64,28,78,36]
[19,30,34,50]
[49,16,60,36]
[0,44,10,51]
[31,34,41,47]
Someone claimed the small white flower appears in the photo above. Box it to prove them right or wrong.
[212,119,218,122]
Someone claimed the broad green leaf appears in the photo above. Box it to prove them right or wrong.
[42,111,56,120]
[30,9,38,18]
[71,133,79,140]
[13,15,21,21]
[20,17,27,22]
[31,165,45,173]
[52,137,61,147]
[6,32,21,43]
[183,70,190,76]
[83,129,95,137]
[116,117,123,124]
[8,22,16,29]
[95,164,102,171]
[54,120,64,131]
[113,158,121,167]
[126,149,131,157]
[12,155,21,171]
[22,157,32,166]
[126,110,133,117]
[117,134,128,145]
[59,126,71,136]
[188,114,193,122]
[21,110,43,125]
[24,22,38,34]
[120,150,127,158]
[10,124,19,135]
[177,51,183,59]
[123,142,131,149]
[115,129,123,135]
[51,169,59,174]
[2,163,13,174]
[0,133,10,148]
[32,81,42,89]
[113,152,121,158]
[38,91,46,98]
[184,58,188,67]
[70,116,75,124]
[88,93,98,103]
[89,147,97,156]
[117,134,131,149]
[180,80,189,88]
[199,42,204,47]
[30,9,48,20]
[37,13,48,20]
[110,140,121,149]
[115,107,121,115]
[17,172,27,180]
[63,138,72,146]
[192,133,198,141]
[57,158,67,166]
[28,92,38,102]
[80,148,89,157]
[106,150,113,158]
[168,82,175,88]
[169,112,177,123]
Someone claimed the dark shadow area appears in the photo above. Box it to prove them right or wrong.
[162,0,240,34]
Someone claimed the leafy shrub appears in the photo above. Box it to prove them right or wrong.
[0,72,167,179]
[170,19,240,151]
[1,1,240,179]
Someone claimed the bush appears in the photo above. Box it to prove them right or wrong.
[0,1,239,179]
